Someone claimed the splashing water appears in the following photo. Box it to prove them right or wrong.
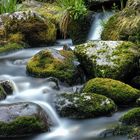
[88,11,114,41]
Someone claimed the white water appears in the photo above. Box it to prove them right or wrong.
[88,11,114,41]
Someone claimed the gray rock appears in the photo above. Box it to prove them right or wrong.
[0,102,51,137]
[74,41,140,81]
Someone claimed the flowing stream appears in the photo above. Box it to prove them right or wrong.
[88,11,114,40]
[0,11,129,140]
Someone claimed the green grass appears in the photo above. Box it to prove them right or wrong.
[0,43,24,54]
[0,0,21,14]
[57,0,87,38]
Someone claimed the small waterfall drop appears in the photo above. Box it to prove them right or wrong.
[88,11,114,41]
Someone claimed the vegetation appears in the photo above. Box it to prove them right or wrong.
[55,92,117,119]
[82,78,140,106]
[0,43,24,54]
[0,116,47,136]
[57,0,87,38]
[120,108,140,126]
[0,0,20,14]
[26,49,83,85]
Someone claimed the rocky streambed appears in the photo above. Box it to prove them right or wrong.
[0,0,140,140]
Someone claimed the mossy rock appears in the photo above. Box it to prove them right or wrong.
[82,78,140,106]
[74,41,140,81]
[22,3,91,45]
[129,127,140,140]
[0,42,25,54]
[26,49,84,85]
[0,102,50,137]
[120,107,140,126]
[0,116,46,136]
[101,0,140,45]
[0,11,56,46]
[55,92,117,119]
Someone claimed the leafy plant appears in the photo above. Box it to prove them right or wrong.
[0,0,20,14]
[57,0,87,38]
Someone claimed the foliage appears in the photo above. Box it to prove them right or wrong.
[57,0,87,38]
[0,0,21,14]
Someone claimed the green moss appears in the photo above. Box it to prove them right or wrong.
[27,49,79,85]
[0,43,24,54]
[82,78,140,106]
[120,108,140,125]
[114,124,133,136]
[101,0,140,44]
[0,116,47,136]
[2,11,57,46]
[129,127,140,140]
[55,92,117,119]
[75,41,140,80]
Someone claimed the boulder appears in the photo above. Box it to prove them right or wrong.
[0,11,56,46]
[82,78,140,106]
[22,2,92,45]
[120,107,140,126]
[74,41,140,81]
[129,127,140,140]
[54,92,117,119]
[0,102,50,137]
[0,80,14,95]
[26,49,85,85]
[0,80,14,100]
[101,0,140,45]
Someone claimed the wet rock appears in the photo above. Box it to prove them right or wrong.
[0,11,56,46]
[46,77,60,90]
[74,41,140,81]
[120,107,140,125]
[101,0,140,44]
[0,102,50,137]
[26,49,85,85]
[0,80,15,100]
[0,80,14,95]
[82,78,140,106]
[129,127,140,140]
[55,92,117,119]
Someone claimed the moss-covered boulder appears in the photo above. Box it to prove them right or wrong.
[129,127,140,140]
[26,49,84,85]
[22,2,91,45]
[120,107,140,125]
[82,78,140,106]
[0,11,56,46]
[55,92,116,119]
[74,41,140,81]
[101,0,140,45]
[0,102,50,137]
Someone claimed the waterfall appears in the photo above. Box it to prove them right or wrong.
[87,11,114,41]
